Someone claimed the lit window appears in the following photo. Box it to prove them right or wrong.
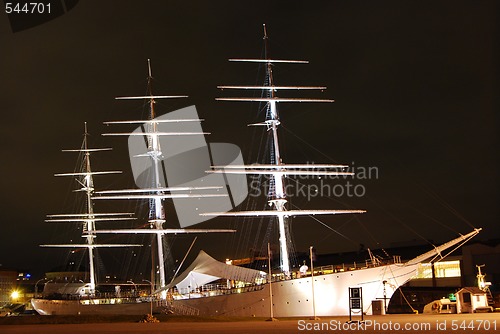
[415,260,461,278]
[434,261,461,278]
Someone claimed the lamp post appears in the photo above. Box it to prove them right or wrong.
[266,242,277,321]
[34,278,46,298]
[382,280,387,314]
[34,279,52,298]
[310,246,319,320]
[127,280,137,297]
[142,279,153,315]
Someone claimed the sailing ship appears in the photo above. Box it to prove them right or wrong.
[31,63,235,315]
[166,25,481,317]
[32,26,481,317]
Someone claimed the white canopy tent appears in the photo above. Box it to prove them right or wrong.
[167,250,266,293]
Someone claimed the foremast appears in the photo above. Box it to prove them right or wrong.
[204,25,365,278]
[263,26,290,276]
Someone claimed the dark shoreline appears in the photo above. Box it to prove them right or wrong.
[0,314,271,325]
[1,313,499,334]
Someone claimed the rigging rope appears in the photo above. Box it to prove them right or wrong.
[409,205,460,234]
[386,265,418,314]
[280,124,343,163]
[416,183,476,229]
[367,196,435,247]
[288,202,360,246]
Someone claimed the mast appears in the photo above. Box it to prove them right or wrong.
[262,24,291,276]
[82,122,97,291]
[206,25,365,278]
[145,59,169,292]
[42,124,140,294]
[204,26,482,292]
[95,60,234,297]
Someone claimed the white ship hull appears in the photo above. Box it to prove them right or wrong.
[172,263,419,317]
[31,298,151,315]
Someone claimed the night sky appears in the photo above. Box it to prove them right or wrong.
[0,1,497,279]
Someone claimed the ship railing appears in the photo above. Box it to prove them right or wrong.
[322,257,401,272]
[170,302,200,315]
[42,291,142,301]
[284,256,403,280]
[172,283,265,299]
[170,256,405,297]
[155,298,170,308]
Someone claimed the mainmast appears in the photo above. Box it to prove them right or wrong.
[145,59,169,291]
[42,124,139,294]
[94,60,234,296]
[204,25,365,278]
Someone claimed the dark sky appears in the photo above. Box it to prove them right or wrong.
[0,1,497,278]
